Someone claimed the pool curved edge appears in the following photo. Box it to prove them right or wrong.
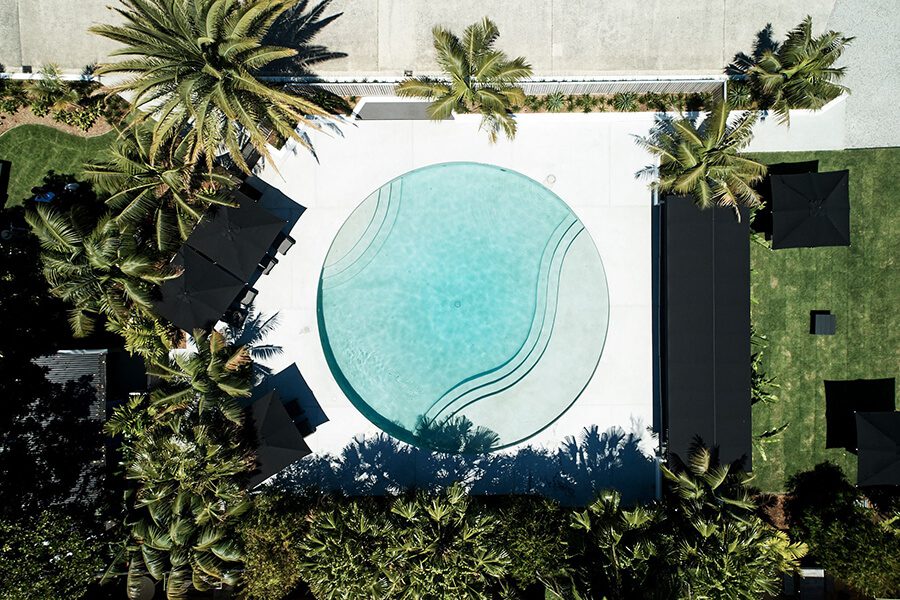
[316,161,610,454]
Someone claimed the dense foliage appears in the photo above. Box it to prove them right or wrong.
[0,510,106,600]
[787,463,900,597]
[0,64,128,130]
[85,123,235,252]
[0,204,107,513]
[105,331,255,598]
[731,17,853,124]
[636,100,767,219]
[396,18,532,142]
[91,0,342,171]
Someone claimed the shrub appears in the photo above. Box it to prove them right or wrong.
[240,493,316,600]
[488,496,571,591]
[0,510,106,600]
[524,95,542,111]
[786,463,900,597]
[727,80,754,109]
[545,91,565,112]
[611,92,638,112]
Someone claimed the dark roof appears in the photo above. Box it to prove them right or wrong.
[249,389,311,487]
[33,349,107,420]
[185,191,286,282]
[771,170,850,249]
[154,245,247,332]
[662,196,752,467]
[856,412,900,486]
[825,378,896,450]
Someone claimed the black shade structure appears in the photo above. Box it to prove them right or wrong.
[186,191,287,282]
[662,196,751,467]
[856,412,900,486]
[771,170,850,249]
[249,390,312,487]
[155,245,247,331]
[750,160,819,238]
[825,378,896,450]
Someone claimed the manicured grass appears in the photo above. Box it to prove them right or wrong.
[750,148,900,492]
[0,124,115,207]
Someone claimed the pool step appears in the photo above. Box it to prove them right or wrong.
[425,214,584,421]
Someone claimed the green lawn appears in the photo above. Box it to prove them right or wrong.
[0,124,115,207]
[750,148,900,492]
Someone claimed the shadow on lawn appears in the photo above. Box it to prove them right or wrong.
[267,424,658,506]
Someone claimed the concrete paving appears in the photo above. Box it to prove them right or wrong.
[826,0,900,149]
[1,0,833,76]
[250,109,658,493]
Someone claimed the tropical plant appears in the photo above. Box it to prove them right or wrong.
[636,100,767,220]
[25,204,176,337]
[396,18,532,142]
[570,490,665,600]
[223,309,283,384]
[146,328,252,423]
[384,484,510,598]
[490,496,571,592]
[24,64,79,117]
[298,499,391,599]
[239,493,316,600]
[106,393,253,599]
[786,463,900,597]
[544,91,565,113]
[727,80,754,109]
[741,17,853,124]
[91,0,342,172]
[0,510,106,600]
[85,124,235,251]
[611,92,638,112]
[661,445,807,599]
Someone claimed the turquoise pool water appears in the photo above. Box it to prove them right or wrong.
[318,162,609,453]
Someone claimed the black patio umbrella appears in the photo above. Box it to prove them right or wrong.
[825,378,896,450]
[249,390,312,487]
[771,170,850,249]
[186,191,286,282]
[154,245,247,331]
[856,412,900,486]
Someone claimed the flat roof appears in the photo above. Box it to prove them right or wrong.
[662,197,752,467]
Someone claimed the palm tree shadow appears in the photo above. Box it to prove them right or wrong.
[270,425,657,505]
[261,0,347,77]
[725,24,779,76]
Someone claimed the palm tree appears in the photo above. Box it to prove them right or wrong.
[25,205,176,337]
[744,17,853,124]
[147,328,252,423]
[661,444,807,599]
[106,394,252,599]
[571,490,666,600]
[222,308,283,384]
[90,0,341,172]
[384,484,510,598]
[396,18,532,142]
[636,100,767,220]
[85,124,235,251]
[25,64,79,116]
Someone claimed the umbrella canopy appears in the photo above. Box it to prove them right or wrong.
[825,378,896,450]
[186,191,286,282]
[250,390,312,487]
[856,412,900,486]
[154,245,246,332]
[771,170,850,249]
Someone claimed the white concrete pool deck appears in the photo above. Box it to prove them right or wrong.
[252,106,658,460]
[247,97,848,494]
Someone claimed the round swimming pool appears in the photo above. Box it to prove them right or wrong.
[318,162,609,453]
